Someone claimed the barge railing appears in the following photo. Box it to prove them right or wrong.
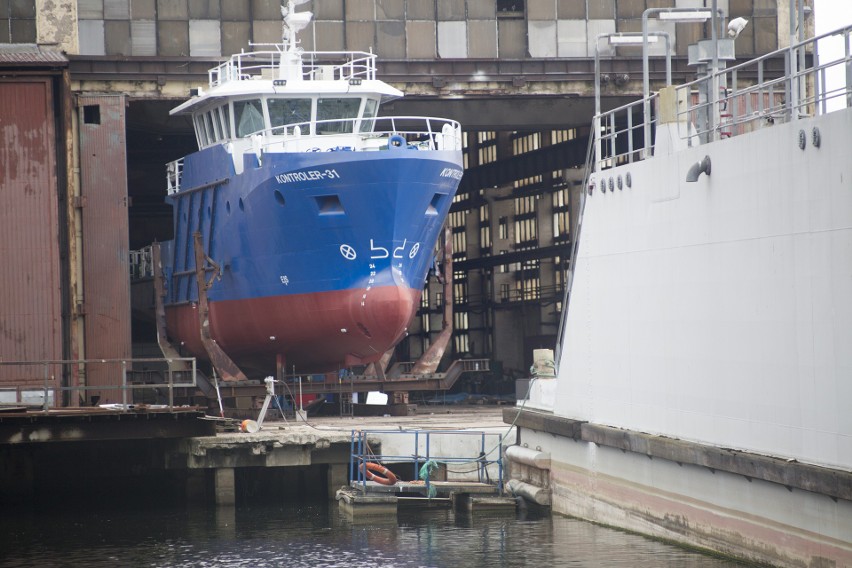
[350,428,505,497]
[593,24,852,172]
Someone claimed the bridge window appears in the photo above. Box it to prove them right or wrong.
[317,98,360,134]
[268,98,312,132]
[234,99,264,137]
[220,104,232,138]
[360,98,378,133]
[194,115,208,146]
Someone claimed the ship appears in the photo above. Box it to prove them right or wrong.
[505,14,852,568]
[154,0,463,377]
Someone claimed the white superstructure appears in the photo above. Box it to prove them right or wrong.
[513,22,852,568]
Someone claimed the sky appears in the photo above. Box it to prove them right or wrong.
[814,1,852,36]
[812,0,851,109]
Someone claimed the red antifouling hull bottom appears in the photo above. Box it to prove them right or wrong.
[165,285,421,374]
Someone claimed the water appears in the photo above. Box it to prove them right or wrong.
[0,501,746,567]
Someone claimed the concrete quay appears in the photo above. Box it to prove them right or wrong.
[168,405,514,508]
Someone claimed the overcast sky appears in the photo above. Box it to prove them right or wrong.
[814,1,852,36]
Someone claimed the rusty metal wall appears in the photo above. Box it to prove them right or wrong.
[77,95,131,401]
[0,79,63,384]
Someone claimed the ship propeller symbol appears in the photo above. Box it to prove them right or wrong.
[340,244,357,260]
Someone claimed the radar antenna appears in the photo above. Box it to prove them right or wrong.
[281,0,312,51]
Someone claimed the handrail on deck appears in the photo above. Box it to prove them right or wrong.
[592,24,852,172]
[209,49,378,87]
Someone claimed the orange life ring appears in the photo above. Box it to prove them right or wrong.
[360,461,398,486]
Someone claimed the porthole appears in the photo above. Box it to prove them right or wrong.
[238,197,245,211]
[226,201,231,214]
[274,189,286,206]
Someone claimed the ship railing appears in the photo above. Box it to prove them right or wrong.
[256,116,463,152]
[592,24,852,171]
[678,24,852,144]
[166,158,184,195]
[593,94,657,172]
[349,428,505,495]
[209,48,377,87]
[0,358,197,411]
[129,246,154,280]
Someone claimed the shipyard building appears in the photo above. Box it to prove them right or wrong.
[1,0,797,398]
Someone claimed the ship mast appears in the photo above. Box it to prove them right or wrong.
[279,0,312,82]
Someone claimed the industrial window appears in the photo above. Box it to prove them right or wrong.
[452,230,467,257]
[478,144,497,165]
[514,217,537,245]
[479,204,490,223]
[421,290,430,309]
[453,271,468,304]
[514,195,537,215]
[454,311,469,330]
[516,277,541,300]
[477,131,497,165]
[421,313,431,333]
[512,132,540,156]
[552,187,570,209]
[553,210,570,240]
[551,129,577,144]
[0,1,36,43]
[498,217,508,240]
[83,105,101,125]
[500,283,510,301]
[497,0,524,16]
[448,210,467,229]
[480,225,492,252]
[513,174,543,189]
[454,333,470,353]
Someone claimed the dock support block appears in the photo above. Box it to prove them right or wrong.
[215,467,236,506]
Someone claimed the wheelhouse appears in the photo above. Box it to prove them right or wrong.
[190,95,382,149]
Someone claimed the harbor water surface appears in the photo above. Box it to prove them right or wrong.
[0,500,746,567]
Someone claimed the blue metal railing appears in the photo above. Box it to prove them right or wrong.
[349,429,505,497]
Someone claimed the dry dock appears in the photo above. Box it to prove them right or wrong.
[0,404,515,513]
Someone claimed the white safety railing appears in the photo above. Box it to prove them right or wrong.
[259,116,463,152]
[129,246,154,280]
[166,158,183,195]
[593,24,852,172]
[209,49,377,88]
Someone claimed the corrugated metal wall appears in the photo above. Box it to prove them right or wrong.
[0,79,63,383]
[78,95,131,402]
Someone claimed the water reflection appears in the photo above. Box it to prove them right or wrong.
[0,501,744,567]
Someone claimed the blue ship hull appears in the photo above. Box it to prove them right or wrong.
[161,144,462,373]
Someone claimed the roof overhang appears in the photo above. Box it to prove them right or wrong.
[0,44,68,68]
